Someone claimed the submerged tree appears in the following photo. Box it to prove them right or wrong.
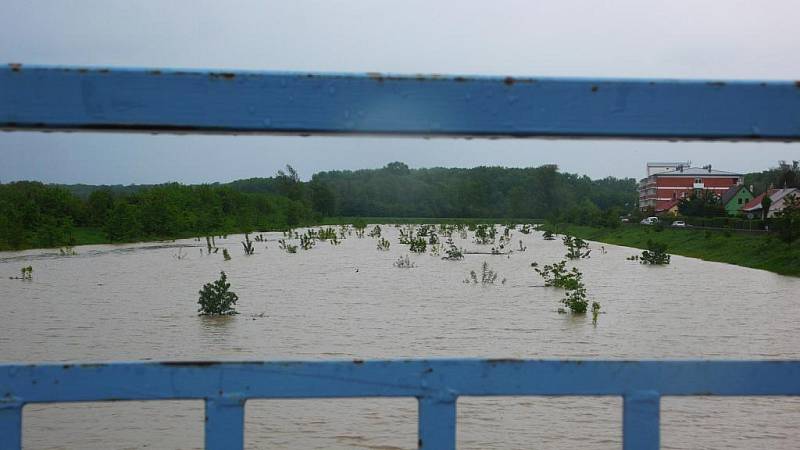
[198,271,238,315]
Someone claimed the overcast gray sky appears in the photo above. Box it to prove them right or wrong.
[1,0,798,184]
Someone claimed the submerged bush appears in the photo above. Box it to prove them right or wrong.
[11,266,33,280]
[398,226,415,244]
[300,232,316,250]
[542,230,555,240]
[242,233,255,255]
[368,225,382,238]
[352,218,367,235]
[533,261,600,319]
[563,235,590,259]
[465,261,504,285]
[532,260,575,288]
[318,227,337,241]
[59,246,77,256]
[377,237,391,251]
[393,255,415,268]
[562,282,588,313]
[442,238,464,261]
[473,224,496,245]
[409,237,427,254]
[640,240,670,265]
[278,239,298,253]
[198,271,238,315]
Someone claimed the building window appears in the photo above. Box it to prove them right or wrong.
[673,192,677,199]
[738,198,742,204]
[732,178,738,184]
[694,178,702,184]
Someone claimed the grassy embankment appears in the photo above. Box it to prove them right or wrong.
[552,224,800,277]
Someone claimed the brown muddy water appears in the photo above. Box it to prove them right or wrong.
[1,226,799,449]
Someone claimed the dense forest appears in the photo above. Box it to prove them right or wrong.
[0,163,636,250]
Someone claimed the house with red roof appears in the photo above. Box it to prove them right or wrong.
[742,188,799,218]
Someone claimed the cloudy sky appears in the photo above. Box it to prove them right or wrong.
[1,0,798,184]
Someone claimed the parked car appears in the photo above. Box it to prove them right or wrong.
[671,220,688,227]
[640,217,659,225]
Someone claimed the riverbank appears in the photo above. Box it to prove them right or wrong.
[548,224,800,277]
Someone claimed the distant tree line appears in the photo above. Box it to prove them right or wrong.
[0,180,314,250]
[744,160,800,193]
[310,163,637,220]
[0,162,638,250]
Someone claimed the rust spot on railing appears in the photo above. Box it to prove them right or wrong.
[150,70,162,75]
[210,72,236,80]
[353,359,364,364]
[161,361,221,367]
[487,358,523,364]
[591,85,599,92]
[8,63,22,72]
[367,72,385,82]
[795,81,800,89]
[504,76,515,86]
[707,81,725,87]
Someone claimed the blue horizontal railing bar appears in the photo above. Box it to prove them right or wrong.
[2,64,800,140]
[2,359,800,450]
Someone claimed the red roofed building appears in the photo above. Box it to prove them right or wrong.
[742,188,799,218]
[638,163,743,212]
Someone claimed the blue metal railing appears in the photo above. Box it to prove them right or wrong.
[2,65,800,449]
[2,64,800,140]
[2,360,800,450]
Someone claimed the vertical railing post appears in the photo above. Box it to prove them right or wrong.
[0,398,23,450]
[205,395,245,450]
[418,393,456,450]
[623,390,660,450]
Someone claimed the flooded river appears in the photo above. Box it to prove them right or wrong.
[1,226,799,449]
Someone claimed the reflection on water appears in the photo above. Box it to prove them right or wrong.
[1,227,799,449]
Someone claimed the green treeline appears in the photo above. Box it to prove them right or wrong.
[0,181,314,250]
[310,162,636,219]
[0,162,637,251]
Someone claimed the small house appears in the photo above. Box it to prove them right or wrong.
[742,188,799,219]
[720,185,753,216]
